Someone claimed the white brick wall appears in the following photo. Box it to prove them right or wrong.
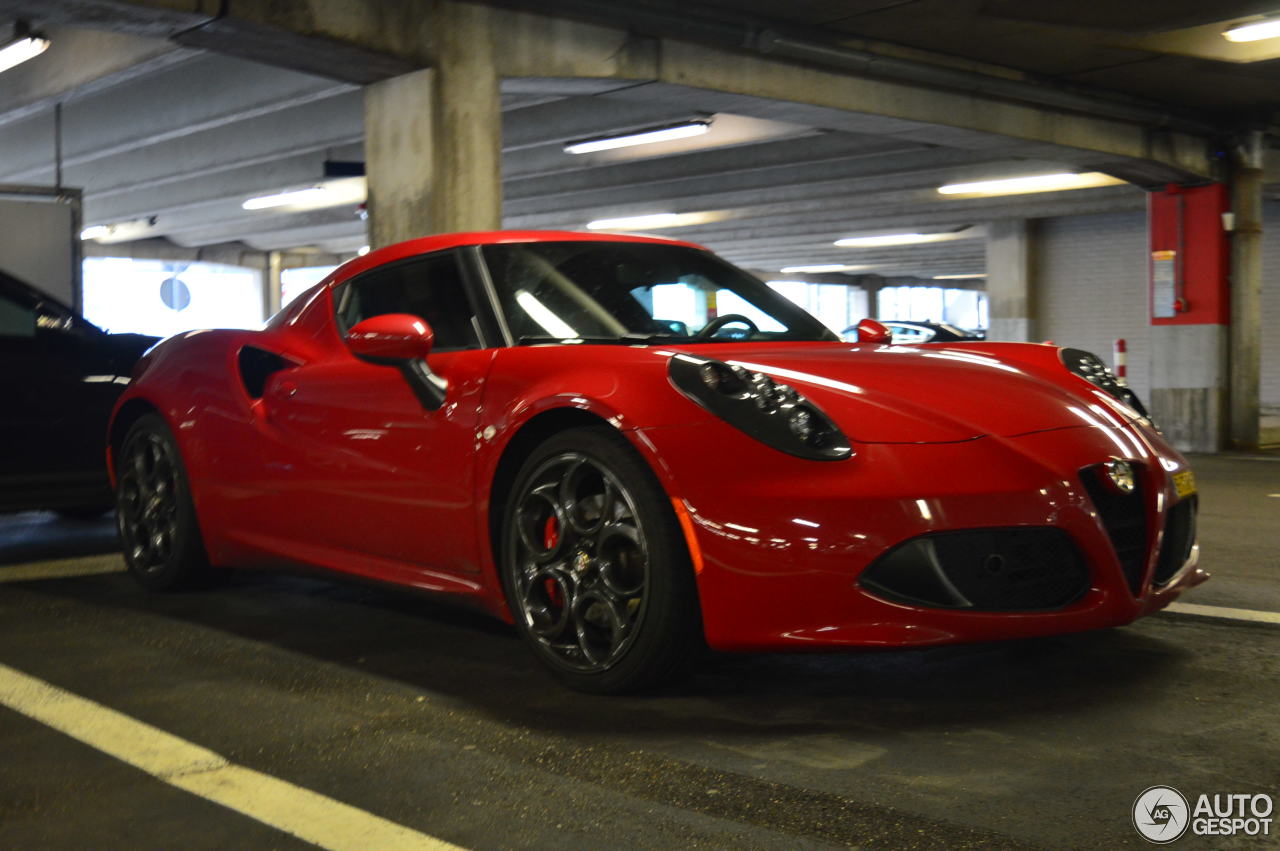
[1261,203,1280,414]
[1034,212,1152,402]
[1034,206,1280,416]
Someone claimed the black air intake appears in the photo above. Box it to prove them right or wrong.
[859,528,1089,611]
[1080,464,1148,594]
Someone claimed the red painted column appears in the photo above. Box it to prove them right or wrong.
[1146,183,1230,451]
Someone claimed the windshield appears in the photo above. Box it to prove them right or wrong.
[481,241,837,344]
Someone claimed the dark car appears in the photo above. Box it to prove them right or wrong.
[0,269,157,515]
[841,320,985,344]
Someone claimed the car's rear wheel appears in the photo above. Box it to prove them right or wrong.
[500,426,702,693]
[115,413,211,590]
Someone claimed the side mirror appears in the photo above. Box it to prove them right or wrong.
[855,318,893,345]
[345,313,447,411]
[346,313,434,362]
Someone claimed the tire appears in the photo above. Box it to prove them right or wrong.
[115,413,211,590]
[500,425,703,693]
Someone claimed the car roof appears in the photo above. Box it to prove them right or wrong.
[331,229,708,286]
[0,268,72,313]
[268,229,714,331]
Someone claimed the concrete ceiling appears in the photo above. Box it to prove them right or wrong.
[582,0,1280,116]
[0,2,1273,281]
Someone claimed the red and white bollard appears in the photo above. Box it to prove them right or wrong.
[1113,338,1128,386]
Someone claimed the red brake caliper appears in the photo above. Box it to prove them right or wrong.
[544,577,564,608]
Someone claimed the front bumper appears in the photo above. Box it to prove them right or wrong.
[636,418,1206,652]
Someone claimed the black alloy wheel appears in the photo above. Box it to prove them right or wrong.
[115,414,210,590]
[501,426,702,693]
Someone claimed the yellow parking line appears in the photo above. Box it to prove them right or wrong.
[0,556,127,583]
[0,663,465,851]
[1164,602,1280,625]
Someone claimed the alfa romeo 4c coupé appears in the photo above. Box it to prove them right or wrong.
[108,231,1204,692]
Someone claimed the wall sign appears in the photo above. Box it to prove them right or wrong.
[1151,250,1176,319]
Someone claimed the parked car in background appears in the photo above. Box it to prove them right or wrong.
[108,231,1201,692]
[841,320,985,344]
[0,270,157,515]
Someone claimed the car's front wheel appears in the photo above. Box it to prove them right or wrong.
[500,426,702,693]
[115,413,211,590]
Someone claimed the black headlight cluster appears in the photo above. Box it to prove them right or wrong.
[668,354,852,461]
[1060,348,1150,419]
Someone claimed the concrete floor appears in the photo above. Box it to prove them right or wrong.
[0,453,1276,850]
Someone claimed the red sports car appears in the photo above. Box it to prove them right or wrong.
[108,231,1206,692]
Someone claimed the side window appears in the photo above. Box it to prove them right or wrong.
[890,325,934,344]
[0,288,36,338]
[335,252,480,351]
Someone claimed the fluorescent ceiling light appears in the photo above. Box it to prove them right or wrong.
[241,177,366,213]
[937,172,1123,196]
[565,121,711,155]
[780,263,874,274]
[1223,18,1280,42]
[243,186,328,210]
[80,217,161,244]
[586,213,683,231]
[834,233,954,248]
[0,34,50,75]
[933,273,987,280]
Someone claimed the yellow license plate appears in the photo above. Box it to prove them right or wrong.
[1173,470,1196,498]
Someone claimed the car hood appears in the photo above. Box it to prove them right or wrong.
[100,331,161,366]
[671,343,1122,444]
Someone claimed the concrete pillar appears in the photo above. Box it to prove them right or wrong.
[363,4,502,248]
[1149,326,1229,452]
[1229,133,1264,450]
[985,220,1034,341]
[264,251,283,319]
[1147,184,1232,453]
[862,281,882,319]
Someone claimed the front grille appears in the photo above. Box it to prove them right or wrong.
[859,528,1090,612]
[1154,496,1197,585]
[1081,465,1148,594]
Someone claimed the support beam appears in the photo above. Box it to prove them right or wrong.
[363,6,502,246]
[5,92,364,192]
[647,42,1214,183]
[862,281,882,321]
[265,251,284,319]
[85,144,364,224]
[0,53,354,180]
[0,27,190,128]
[985,220,1034,342]
[82,238,346,270]
[1229,133,1264,450]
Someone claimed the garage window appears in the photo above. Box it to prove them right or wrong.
[83,257,264,337]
